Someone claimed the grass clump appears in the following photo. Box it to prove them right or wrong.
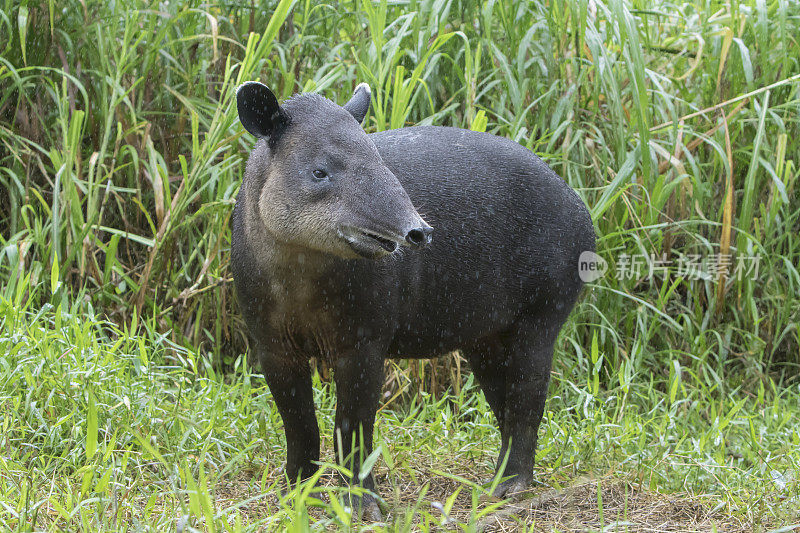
[2,283,799,530]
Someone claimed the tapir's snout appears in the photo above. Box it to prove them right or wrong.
[404,223,433,248]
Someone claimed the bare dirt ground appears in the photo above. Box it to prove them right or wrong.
[216,468,768,532]
[467,479,751,532]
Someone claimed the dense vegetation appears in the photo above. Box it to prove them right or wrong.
[1,0,798,530]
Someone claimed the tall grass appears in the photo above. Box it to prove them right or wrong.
[2,0,798,385]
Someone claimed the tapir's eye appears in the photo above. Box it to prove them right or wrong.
[312,169,328,181]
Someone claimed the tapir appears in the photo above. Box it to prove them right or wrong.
[231,81,595,519]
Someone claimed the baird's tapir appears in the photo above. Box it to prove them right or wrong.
[232,81,595,519]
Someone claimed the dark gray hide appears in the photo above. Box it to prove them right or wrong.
[232,82,595,518]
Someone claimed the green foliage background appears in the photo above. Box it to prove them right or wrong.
[2,0,799,377]
[2,0,799,380]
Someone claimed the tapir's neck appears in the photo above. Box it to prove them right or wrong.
[250,231,336,288]
[268,239,340,278]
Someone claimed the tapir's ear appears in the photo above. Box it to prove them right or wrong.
[236,81,289,139]
[343,83,371,124]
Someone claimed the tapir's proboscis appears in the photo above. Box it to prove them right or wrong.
[232,81,595,520]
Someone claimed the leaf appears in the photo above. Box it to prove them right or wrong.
[470,109,488,132]
[17,5,28,65]
[95,467,113,494]
[93,225,155,248]
[50,256,59,295]
[358,446,382,482]
[591,145,640,223]
[86,393,98,460]
[714,27,733,92]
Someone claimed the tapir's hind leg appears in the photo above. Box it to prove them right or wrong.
[463,336,507,431]
[491,310,570,499]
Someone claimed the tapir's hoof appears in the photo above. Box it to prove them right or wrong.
[347,493,384,522]
[362,496,383,522]
[490,476,531,500]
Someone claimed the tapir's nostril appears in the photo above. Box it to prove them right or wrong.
[405,226,433,247]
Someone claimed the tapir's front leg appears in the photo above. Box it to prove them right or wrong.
[333,344,384,520]
[257,343,320,484]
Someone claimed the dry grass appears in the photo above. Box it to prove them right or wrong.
[206,470,759,532]
[474,479,752,533]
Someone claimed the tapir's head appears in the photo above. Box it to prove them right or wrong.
[236,82,432,260]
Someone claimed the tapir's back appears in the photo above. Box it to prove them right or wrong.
[368,126,594,356]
